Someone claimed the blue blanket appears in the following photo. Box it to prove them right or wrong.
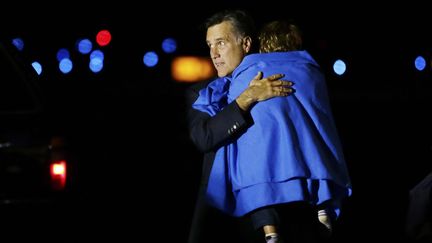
[193,51,352,217]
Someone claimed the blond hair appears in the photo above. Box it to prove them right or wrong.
[259,20,303,53]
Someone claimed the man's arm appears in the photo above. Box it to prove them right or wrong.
[186,81,250,153]
[186,73,293,153]
[236,72,293,111]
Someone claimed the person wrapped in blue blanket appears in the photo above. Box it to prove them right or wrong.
[193,20,352,242]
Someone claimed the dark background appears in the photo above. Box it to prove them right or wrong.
[1,1,431,242]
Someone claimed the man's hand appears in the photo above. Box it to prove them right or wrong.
[236,71,294,111]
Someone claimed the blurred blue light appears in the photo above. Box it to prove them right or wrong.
[12,38,24,51]
[31,61,42,75]
[77,39,93,54]
[56,48,70,62]
[161,38,177,53]
[333,59,346,76]
[90,50,104,61]
[143,51,158,67]
[59,58,73,74]
[89,58,104,73]
[414,56,426,71]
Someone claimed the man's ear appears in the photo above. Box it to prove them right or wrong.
[243,36,252,53]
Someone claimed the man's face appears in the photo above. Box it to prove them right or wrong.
[206,21,249,77]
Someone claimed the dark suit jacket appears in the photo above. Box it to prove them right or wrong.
[185,79,252,243]
[186,79,252,189]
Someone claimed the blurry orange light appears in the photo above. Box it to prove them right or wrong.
[171,56,215,82]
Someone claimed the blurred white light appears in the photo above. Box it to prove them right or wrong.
[89,58,104,73]
[59,58,73,74]
[333,59,346,76]
[31,61,42,75]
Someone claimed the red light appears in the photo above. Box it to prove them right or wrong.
[50,160,67,190]
[96,30,112,47]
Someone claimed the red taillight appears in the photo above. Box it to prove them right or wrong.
[50,160,67,190]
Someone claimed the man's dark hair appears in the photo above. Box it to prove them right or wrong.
[204,9,256,39]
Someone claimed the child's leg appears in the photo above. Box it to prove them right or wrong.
[249,207,283,242]
[318,209,333,232]
[263,225,282,243]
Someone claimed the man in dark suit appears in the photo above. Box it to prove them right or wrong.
[185,9,293,243]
